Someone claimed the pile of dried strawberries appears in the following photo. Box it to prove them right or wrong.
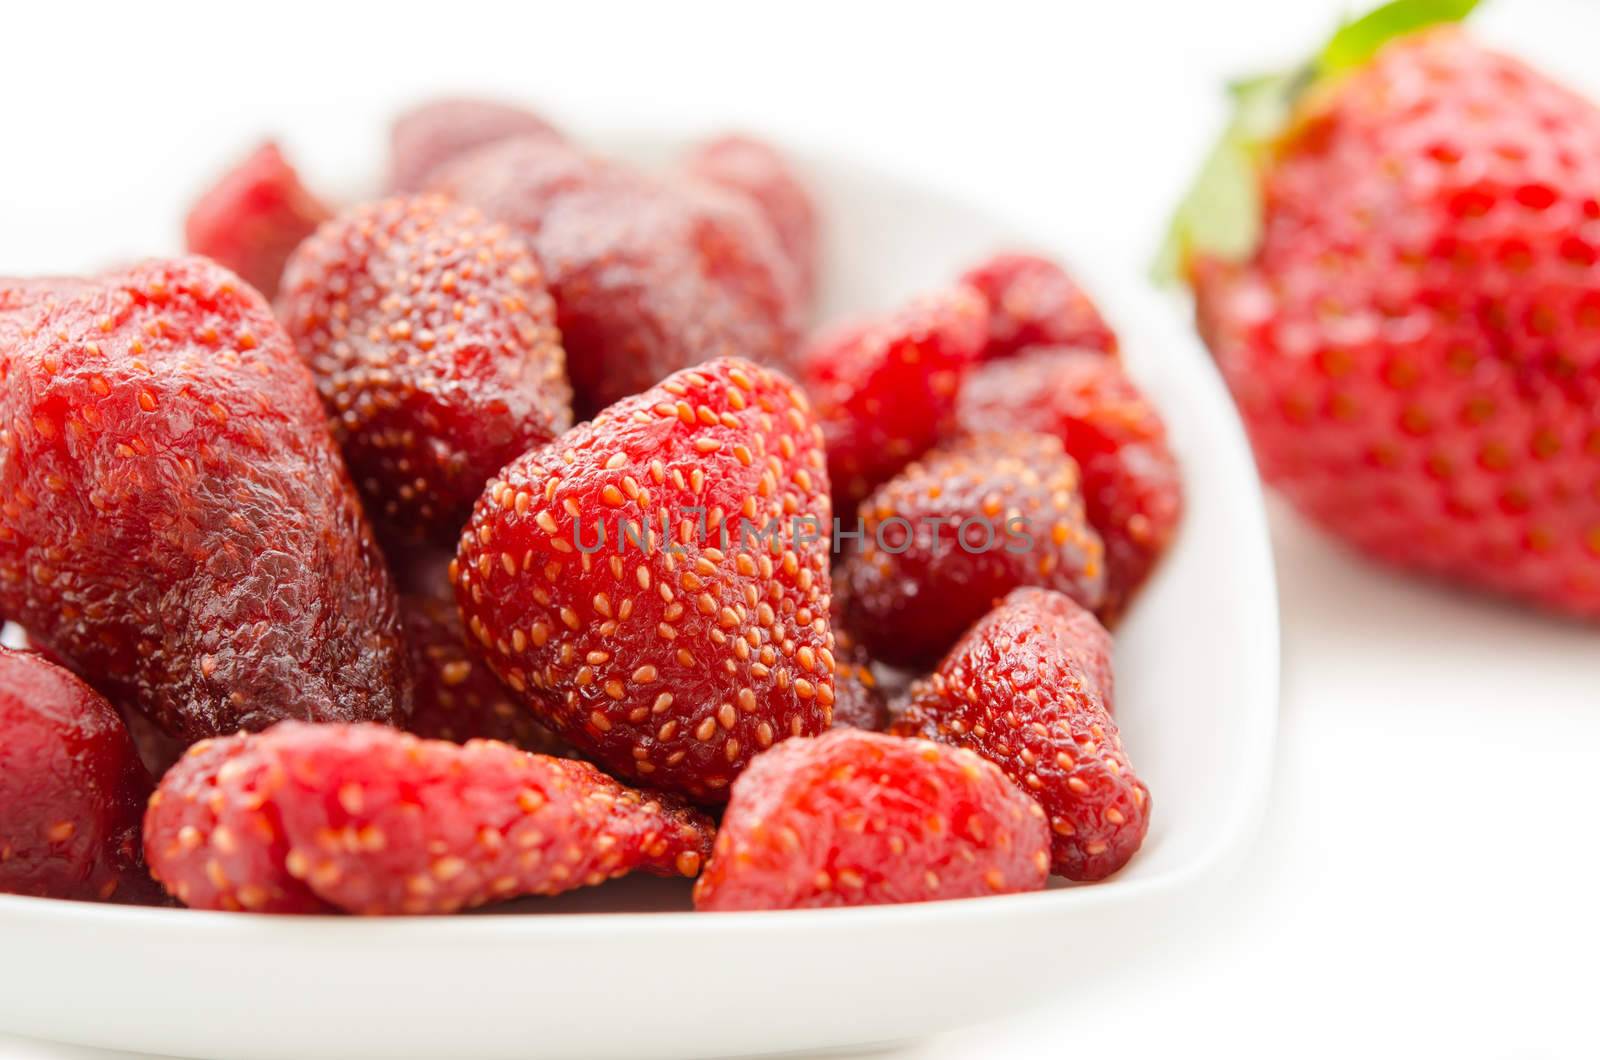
[0,100,1179,914]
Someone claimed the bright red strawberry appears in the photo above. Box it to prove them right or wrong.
[145,722,714,914]
[960,252,1117,360]
[184,142,331,300]
[958,348,1181,621]
[685,135,820,308]
[453,358,834,802]
[694,728,1049,910]
[0,258,409,743]
[401,593,569,755]
[840,432,1105,668]
[803,286,988,510]
[388,98,563,193]
[1177,4,1600,617]
[430,137,801,417]
[278,195,572,545]
[892,588,1147,881]
[0,649,160,903]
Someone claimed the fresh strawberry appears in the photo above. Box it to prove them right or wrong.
[183,142,331,300]
[278,195,572,545]
[892,588,1147,881]
[145,723,714,914]
[685,135,820,308]
[840,432,1105,668]
[1173,1,1600,617]
[388,98,563,193]
[0,649,159,903]
[430,137,802,416]
[0,258,409,743]
[694,728,1049,910]
[803,286,988,510]
[452,358,834,802]
[957,349,1181,621]
[960,252,1117,360]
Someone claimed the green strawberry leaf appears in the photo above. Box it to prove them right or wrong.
[1154,0,1480,284]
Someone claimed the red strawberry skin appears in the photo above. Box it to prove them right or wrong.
[892,588,1148,881]
[685,135,820,308]
[388,98,563,193]
[145,723,714,914]
[278,195,572,545]
[184,142,330,301]
[961,252,1117,360]
[1192,29,1600,617]
[958,348,1182,621]
[453,358,835,802]
[0,649,159,904]
[0,258,409,743]
[693,729,1049,911]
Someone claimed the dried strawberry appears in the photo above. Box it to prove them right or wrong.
[958,348,1181,620]
[388,98,563,193]
[0,649,158,903]
[453,358,834,802]
[431,137,801,416]
[0,257,409,743]
[960,252,1117,360]
[145,722,714,915]
[827,621,888,732]
[401,593,568,755]
[694,728,1048,910]
[892,588,1147,881]
[184,142,331,301]
[278,195,572,545]
[804,286,988,510]
[841,432,1106,668]
[684,135,820,308]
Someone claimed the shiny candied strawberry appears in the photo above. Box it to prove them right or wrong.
[388,98,563,193]
[453,358,834,802]
[841,432,1105,668]
[145,723,714,915]
[184,142,330,300]
[960,252,1117,360]
[803,286,988,510]
[0,258,408,743]
[0,649,159,903]
[278,195,572,545]
[430,137,802,417]
[694,728,1049,911]
[685,134,820,308]
[892,588,1147,881]
[958,348,1181,622]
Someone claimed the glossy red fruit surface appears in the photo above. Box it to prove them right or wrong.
[184,142,330,301]
[685,134,820,308]
[960,252,1117,360]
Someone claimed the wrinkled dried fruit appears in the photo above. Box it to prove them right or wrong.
[0,649,159,903]
[893,588,1147,881]
[278,195,572,545]
[694,728,1049,910]
[389,98,563,193]
[841,432,1105,668]
[958,348,1181,620]
[827,617,888,732]
[184,142,331,301]
[453,358,834,802]
[960,252,1117,360]
[145,722,715,915]
[804,286,988,510]
[685,135,820,308]
[401,593,568,755]
[0,257,409,743]
[431,137,801,416]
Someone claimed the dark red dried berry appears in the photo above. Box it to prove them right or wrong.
[841,432,1105,668]
[694,728,1049,910]
[960,252,1117,361]
[145,722,715,915]
[892,588,1148,881]
[278,195,572,545]
[0,258,409,744]
[0,649,159,903]
[388,98,563,193]
[685,135,820,308]
[184,142,331,301]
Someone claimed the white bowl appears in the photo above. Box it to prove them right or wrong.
[0,138,1279,1060]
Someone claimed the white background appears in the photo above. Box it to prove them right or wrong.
[3,1,1598,1057]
